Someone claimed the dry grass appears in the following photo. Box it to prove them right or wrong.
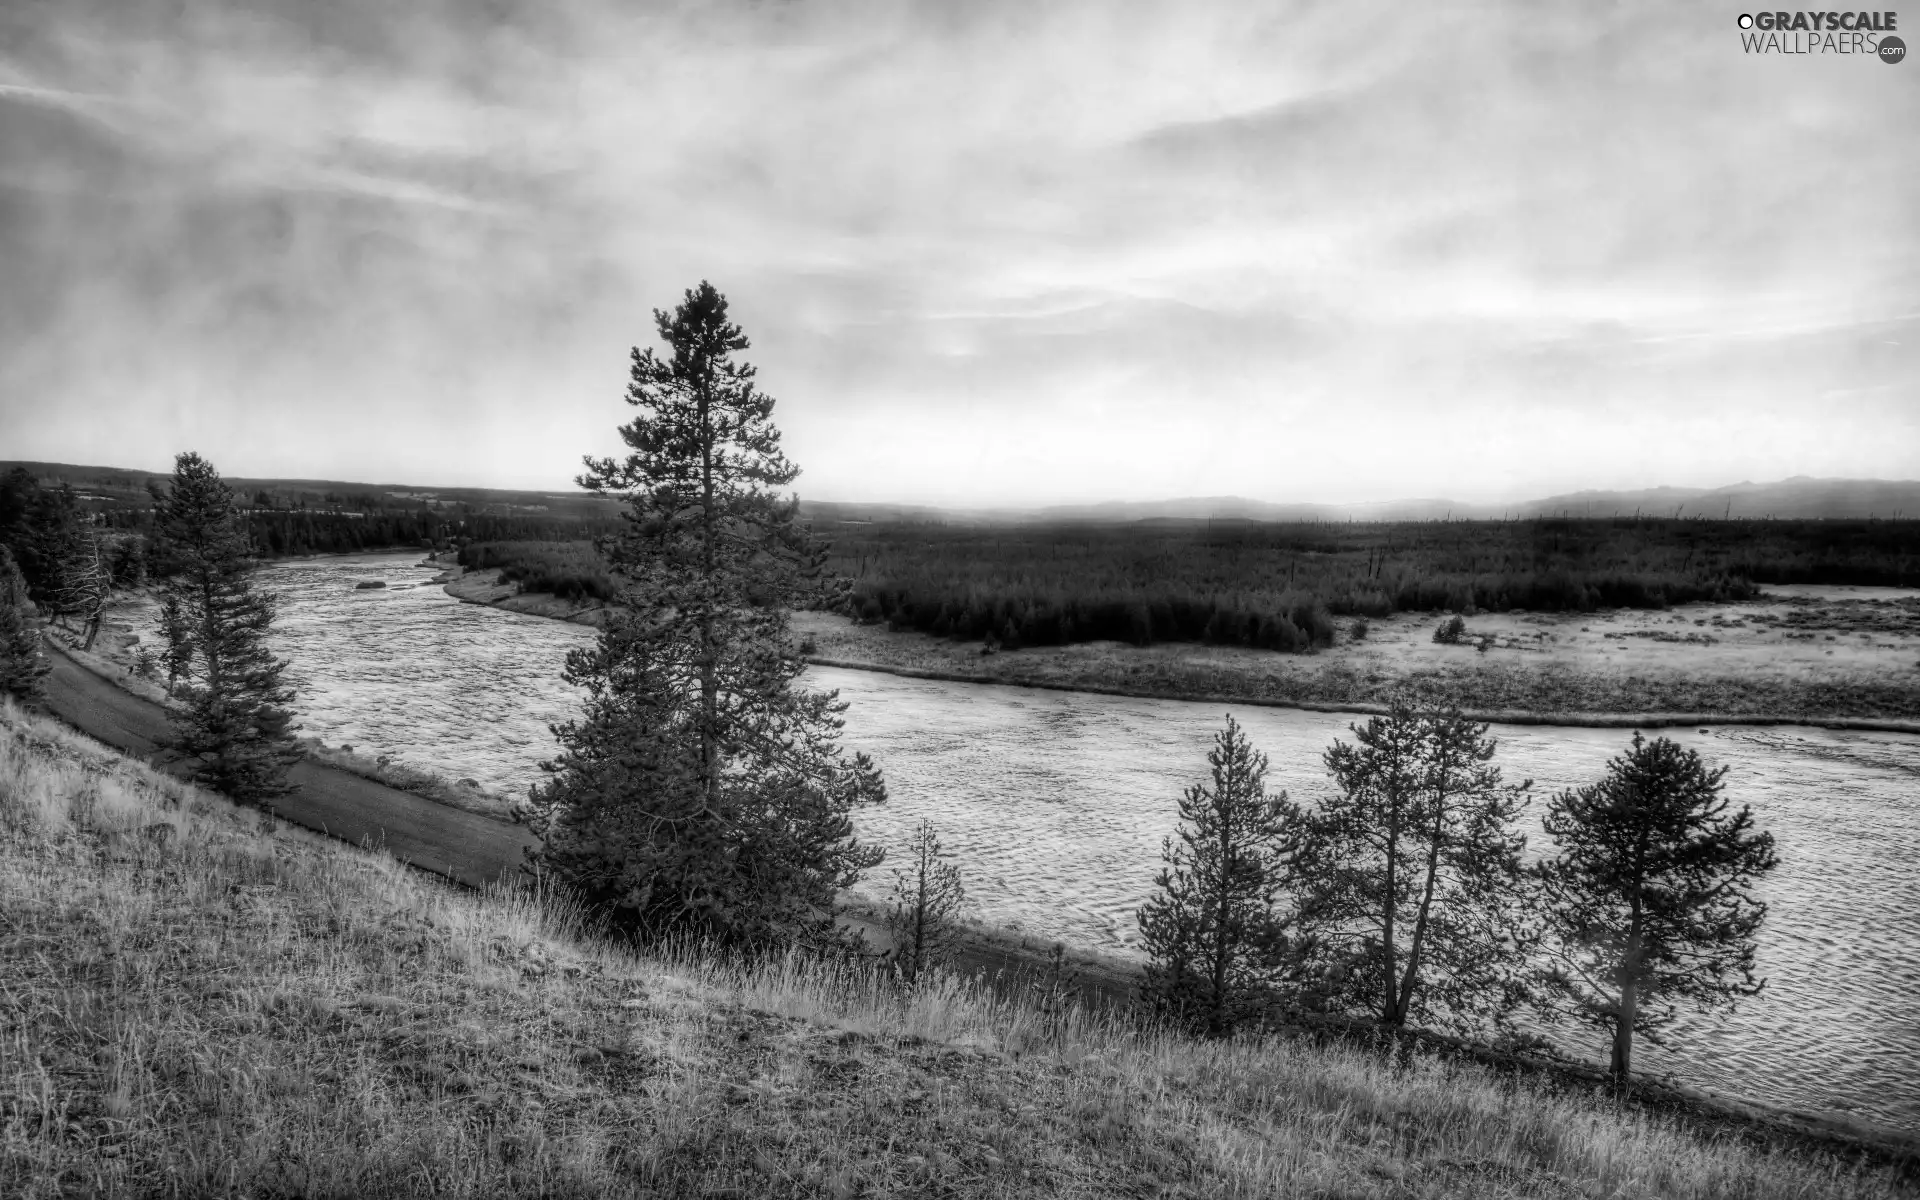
[0,700,1907,1199]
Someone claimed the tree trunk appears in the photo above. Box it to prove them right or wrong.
[910,844,929,985]
[697,378,719,813]
[1610,980,1637,1080]
[1380,790,1402,1024]
[1210,759,1236,1033]
[1391,834,1444,1025]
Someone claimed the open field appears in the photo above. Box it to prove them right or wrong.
[820,518,1920,653]
[2,700,1911,1198]
[793,587,1920,725]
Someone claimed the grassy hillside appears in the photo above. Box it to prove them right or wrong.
[0,702,1909,1198]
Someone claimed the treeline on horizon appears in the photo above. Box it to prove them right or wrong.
[821,516,1920,652]
[2,467,627,567]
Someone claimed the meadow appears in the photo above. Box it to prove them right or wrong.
[820,517,1920,652]
[2,699,1910,1198]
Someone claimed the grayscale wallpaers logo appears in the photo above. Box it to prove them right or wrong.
[1737,11,1903,58]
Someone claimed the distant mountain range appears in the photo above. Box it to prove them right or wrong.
[809,478,1920,524]
[7,462,1918,524]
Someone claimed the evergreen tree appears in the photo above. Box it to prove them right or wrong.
[530,282,886,949]
[884,820,969,988]
[0,468,35,550]
[1301,700,1532,1032]
[1534,733,1778,1081]
[9,480,81,604]
[152,453,299,805]
[0,545,49,705]
[1138,715,1307,1036]
[107,533,148,589]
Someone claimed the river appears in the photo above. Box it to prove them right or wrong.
[238,553,1920,1134]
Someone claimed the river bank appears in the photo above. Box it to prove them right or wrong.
[427,552,610,626]
[435,549,1920,726]
[789,589,1920,728]
[49,587,525,823]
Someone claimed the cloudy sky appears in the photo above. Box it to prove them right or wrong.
[1,0,1915,506]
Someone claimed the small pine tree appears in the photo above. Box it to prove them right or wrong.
[152,452,300,805]
[1138,715,1307,1036]
[884,819,969,988]
[1534,733,1778,1082]
[1302,699,1533,1033]
[0,546,49,704]
[1031,942,1080,1049]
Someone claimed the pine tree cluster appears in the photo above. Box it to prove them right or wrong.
[1140,704,1778,1082]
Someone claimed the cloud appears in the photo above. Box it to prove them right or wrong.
[0,0,1915,503]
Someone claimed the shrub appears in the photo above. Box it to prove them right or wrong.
[1433,615,1467,644]
[457,541,617,604]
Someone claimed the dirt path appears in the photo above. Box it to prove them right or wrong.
[39,637,537,890]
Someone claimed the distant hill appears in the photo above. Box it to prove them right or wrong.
[1512,478,1920,521]
[7,461,1917,524]
[1021,478,1920,523]
[1031,496,1468,523]
[0,461,627,522]
[1023,479,1920,524]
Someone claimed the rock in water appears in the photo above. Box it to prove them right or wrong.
[355,580,387,590]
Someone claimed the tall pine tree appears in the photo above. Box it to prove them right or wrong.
[152,453,300,805]
[529,282,886,949]
[1301,700,1533,1033]
[1534,733,1777,1081]
[1138,715,1307,1036]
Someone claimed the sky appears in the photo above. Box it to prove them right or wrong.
[1,0,1916,506]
